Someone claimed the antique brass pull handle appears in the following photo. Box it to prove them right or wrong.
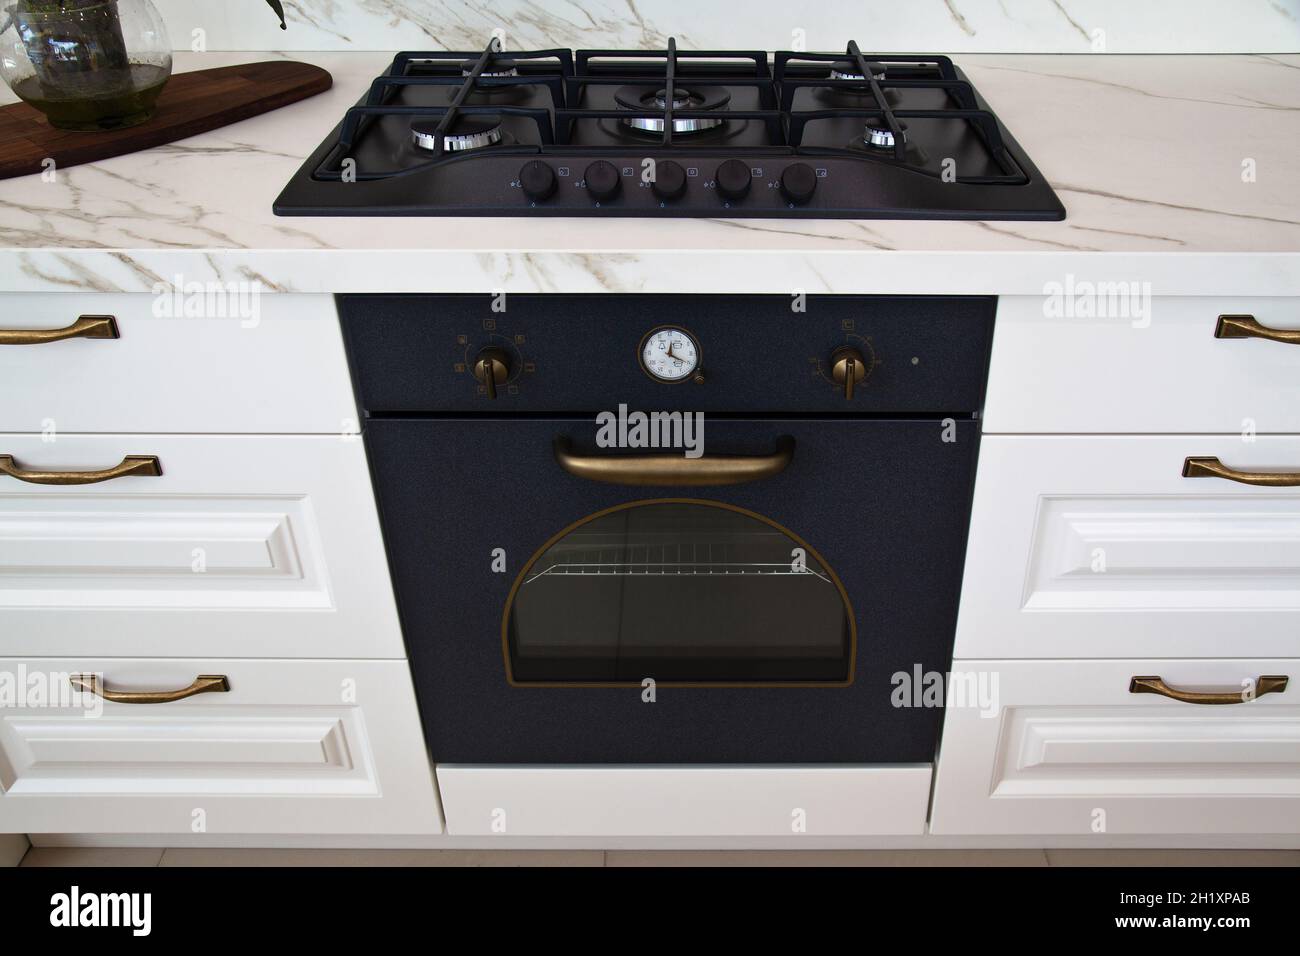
[0,454,161,485]
[0,315,119,345]
[1215,314,1300,345]
[554,436,795,486]
[1129,675,1288,705]
[69,674,231,704]
[1182,457,1300,487]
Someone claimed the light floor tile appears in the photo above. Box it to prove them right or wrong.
[607,849,1050,867]
[21,847,163,867]
[1046,849,1300,867]
[158,848,604,867]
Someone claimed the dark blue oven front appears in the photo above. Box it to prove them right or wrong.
[339,294,993,764]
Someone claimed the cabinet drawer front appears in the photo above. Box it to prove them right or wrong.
[0,659,441,834]
[956,435,1300,659]
[437,765,931,836]
[930,659,1300,835]
[985,296,1300,433]
[0,434,403,659]
[0,294,354,434]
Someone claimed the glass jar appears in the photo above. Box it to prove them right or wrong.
[1,0,172,131]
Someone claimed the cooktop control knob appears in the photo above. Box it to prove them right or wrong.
[584,160,621,202]
[715,159,752,201]
[651,160,687,201]
[473,346,511,399]
[830,345,868,400]
[781,163,818,205]
[519,160,557,201]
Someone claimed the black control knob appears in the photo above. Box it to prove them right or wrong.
[583,160,621,202]
[519,160,556,201]
[473,347,511,399]
[781,162,818,205]
[650,160,687,201]
[715,159,752,201]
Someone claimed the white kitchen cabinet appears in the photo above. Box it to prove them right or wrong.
[0,658,442,834]
[930,658,1299,835]
[984,296,1300,434]
[0,294,355,434]
[0,433,405,659]
[436,765,932,836]
[954,434,1300,660]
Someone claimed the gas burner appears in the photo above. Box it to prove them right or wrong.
[614,85,729,134]
[829,58,886,82]
[461,57,518,78]
[864,120,906,149]
[412,114,504,152]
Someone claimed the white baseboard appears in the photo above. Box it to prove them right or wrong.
[28,833,1300,851]
[1,833,30,866]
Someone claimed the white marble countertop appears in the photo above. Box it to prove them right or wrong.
[1,51,1298,294]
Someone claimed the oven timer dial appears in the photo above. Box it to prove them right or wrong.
[639,326,702,383]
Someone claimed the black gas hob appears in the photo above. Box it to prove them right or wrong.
[274,39,1065,220]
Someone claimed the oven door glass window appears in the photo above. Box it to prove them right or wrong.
[505,500,854,685]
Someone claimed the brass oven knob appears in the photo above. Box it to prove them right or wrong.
[830,346,868,400]
[472,346,511,399]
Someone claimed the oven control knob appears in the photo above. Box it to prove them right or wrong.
[473,346,511,399]
[584,160,621,202]
[519,160,557,201]
[651,160,687,201]
[830,346,868,400]
[715,159,752,201]
[781,163,818,205]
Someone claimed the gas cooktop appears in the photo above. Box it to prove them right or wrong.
[274,39,1065,220]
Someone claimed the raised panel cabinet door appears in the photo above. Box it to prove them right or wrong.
[0,658,442,834]
[0,434,404,659]
[955,434,1300,660]
[0,294,355,434]
[983,296,1300,434]
[930,658,1300,835]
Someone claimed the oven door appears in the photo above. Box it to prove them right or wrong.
[366,416,979,764]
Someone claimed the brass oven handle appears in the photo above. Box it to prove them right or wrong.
[0,454,161,485]
[1182,457,1300,487]
[1215,314,1300,345]
[1129,675,1288,706]
[554,436,795,486]
[0,315,119,345]
[69,674,231,704]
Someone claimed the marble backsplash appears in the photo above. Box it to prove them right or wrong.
[157,0,1300,53]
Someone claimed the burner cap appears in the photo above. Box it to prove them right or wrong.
[411,114,504,152]
[460,57,518,77]
[614,85,729,135]
[864,119,906,149]
[830,58,886,82]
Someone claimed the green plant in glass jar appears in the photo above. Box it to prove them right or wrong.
[1,1,287,130]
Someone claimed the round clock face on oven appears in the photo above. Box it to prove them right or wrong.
[639,326,700,382]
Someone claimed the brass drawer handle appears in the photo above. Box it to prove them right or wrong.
[1182,456,1300,487]
[69,674,231,704]
[1130,675,1288,706]
[554,436,795,486]
[1215,314,1300,345]
[0,454,161,485]
[0,315,119,345]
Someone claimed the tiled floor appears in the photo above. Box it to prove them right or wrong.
[15,847,1300,867]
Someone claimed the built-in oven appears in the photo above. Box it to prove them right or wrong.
[339,294,993,764]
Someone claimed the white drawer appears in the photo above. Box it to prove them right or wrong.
[0,294,354,434]
[955,435,1300,659]
[0,433,404,659]
[985,296,1300,433]
[0,658,441,834]
[930,658,1300,835]
[437,765,931,836]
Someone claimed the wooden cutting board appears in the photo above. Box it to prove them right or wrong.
[0,60,332,180]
